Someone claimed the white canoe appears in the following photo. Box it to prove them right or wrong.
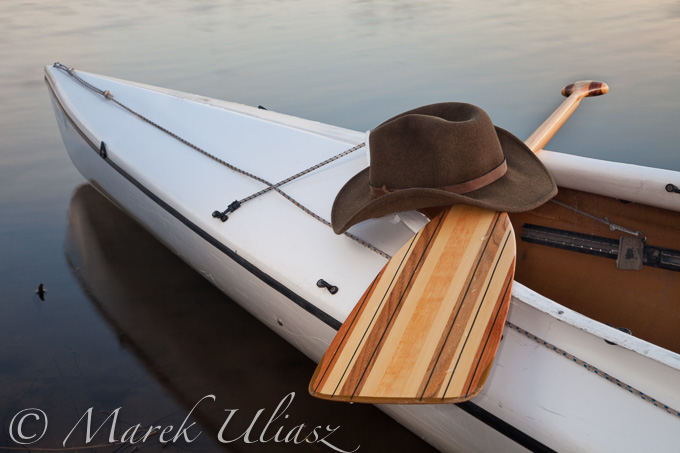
[45,64,680,452]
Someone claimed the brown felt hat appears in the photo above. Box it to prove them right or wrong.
[331,102,557,234]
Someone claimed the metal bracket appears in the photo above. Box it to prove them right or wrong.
[616,236,644,270]
[521,224,680,272]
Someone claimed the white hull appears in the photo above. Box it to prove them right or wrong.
[46,65,680,452]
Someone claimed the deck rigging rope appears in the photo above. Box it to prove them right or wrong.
[506,321,680,419]
[239,142,365,205]
[549,199,647,241]
[53,63,390,259]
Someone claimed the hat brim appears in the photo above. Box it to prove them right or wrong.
[331,127,557,234]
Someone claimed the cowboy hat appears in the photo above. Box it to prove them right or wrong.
[331,102,557,234]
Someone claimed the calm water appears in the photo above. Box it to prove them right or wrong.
[1,0,679,451]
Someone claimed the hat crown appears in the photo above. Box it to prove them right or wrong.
[368,103,505,191]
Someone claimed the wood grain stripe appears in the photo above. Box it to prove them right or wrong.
[341,213,448,397]
[443,229,513,398]
[310,206,515,403]
[317,239,418,397]
[311,273,381,394]
[462,261,514,397]
[356,207,490,398]
[418,213,503,400]
[439,227,514,400]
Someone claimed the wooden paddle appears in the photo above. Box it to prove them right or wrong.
[310,81,609,404]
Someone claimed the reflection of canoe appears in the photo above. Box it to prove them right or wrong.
[47,64,680,452]
[65,184,434,452]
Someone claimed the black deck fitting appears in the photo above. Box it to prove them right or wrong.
[316,279,338,295]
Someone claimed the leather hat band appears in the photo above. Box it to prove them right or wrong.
[370,159,507,198]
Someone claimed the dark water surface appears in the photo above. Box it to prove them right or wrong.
[1,0,679,451]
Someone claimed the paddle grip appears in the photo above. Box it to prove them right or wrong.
[561,81,609,98]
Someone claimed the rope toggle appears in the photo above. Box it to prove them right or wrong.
[316,279,338,294]
[212,200,241,222]
[666,183,680,194]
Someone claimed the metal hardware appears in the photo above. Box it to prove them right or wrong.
[549,199,646,241]
[316,279,338,295]
[521,224,680,272]
[604,326,633,345]
[99,141,107,158]
[616,236,644,270]
[521,224,618,259]
[666,183,680,194]
[212,200,241,222]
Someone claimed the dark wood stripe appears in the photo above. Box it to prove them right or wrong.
[342,211,448,398]
[462,256,514,397]
[562,82,576,97]
[440,225,511,399]
[328,231,423,397]
[419,212,502,400]
[587,81,607,97]
[561,80,608,98]
[454,231,512,396]
[311,273,382,394]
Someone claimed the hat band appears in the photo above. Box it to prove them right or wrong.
[370,158,507,197]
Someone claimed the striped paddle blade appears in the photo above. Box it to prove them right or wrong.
[310,205,515,403]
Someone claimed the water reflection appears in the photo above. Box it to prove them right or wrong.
[65,184,435,452]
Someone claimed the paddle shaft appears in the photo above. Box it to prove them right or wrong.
[524,80,608,153]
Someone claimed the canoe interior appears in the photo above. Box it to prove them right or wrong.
[508,187,680,355]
